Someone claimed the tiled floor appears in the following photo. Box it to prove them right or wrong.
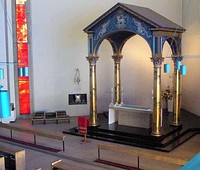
[0,117,200,170]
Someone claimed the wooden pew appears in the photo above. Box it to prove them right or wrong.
[51,160,90,170]
[97,143,189,169]
[0,145,25,170]
[0,123,66,151]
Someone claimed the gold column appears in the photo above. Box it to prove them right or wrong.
[171,56,182,126]
[112,54,123,105]
[151,55,164,136]
[86,55,99,126]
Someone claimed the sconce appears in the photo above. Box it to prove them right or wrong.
[74,68,81,85]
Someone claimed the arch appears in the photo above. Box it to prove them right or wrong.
[97,40,114,113]
[162,37,181,55]
[121,35,153,106]
[162,41,173,91]
[94,30,136,55]
[94,29,153,56]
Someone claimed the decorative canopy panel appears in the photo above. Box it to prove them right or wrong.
[84,3,185,55]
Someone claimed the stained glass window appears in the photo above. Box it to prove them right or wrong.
[16,0,30,114]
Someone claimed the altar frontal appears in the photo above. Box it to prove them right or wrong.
[109,105,152,128]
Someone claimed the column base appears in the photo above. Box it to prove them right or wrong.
[151,131,162,137]
[90,122,100,127]
[170,122,182,127]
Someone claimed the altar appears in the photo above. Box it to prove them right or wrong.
[109,104,152,129]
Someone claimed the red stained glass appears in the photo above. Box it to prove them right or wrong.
[18,43,28,68]
[16,2,30,115]
[19,79,30,114]
[16,5,27,42]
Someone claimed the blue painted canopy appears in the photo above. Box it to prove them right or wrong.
[84,3,185,54]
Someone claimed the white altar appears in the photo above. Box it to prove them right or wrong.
[109,104,152,128]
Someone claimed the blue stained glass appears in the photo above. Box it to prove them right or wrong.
[18,68,23,76]
[23,67,29,76]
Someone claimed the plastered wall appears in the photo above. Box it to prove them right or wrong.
[0,0,182,116]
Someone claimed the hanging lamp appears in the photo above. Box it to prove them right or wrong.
[164,63,170,73]
[176,61,181,70]
[180,65,186,75]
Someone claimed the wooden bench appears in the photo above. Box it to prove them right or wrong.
[32,110,70,124]
[44,111,57,124]
[0,123,66,151]
[0,145,26,170]
[97,143,189,169]
[32,111,45,124]
[56,110,70,124]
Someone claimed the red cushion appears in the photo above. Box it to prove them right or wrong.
[78,117,87,127]
[78,117,88,135]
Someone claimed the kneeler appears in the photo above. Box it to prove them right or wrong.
[78,116,90,143]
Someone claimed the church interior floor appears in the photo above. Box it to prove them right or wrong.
[0,116,200,170]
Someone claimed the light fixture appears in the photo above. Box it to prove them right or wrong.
[180,65,186,75]
[164,63,170,73]
[176,61,181,70]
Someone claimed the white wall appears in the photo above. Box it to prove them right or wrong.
[0,0,16,121]
[182,0,200,116]
[29,0,182,116]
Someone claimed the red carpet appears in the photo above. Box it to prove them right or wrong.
[95,159,141,170]
[0,135,61,153]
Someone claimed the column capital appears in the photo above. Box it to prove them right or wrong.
[112,54,123,63]
[151,56,164,67]
[171,56,183,62]
[86,54,99,65]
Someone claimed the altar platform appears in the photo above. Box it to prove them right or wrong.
[63,109,200,152]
